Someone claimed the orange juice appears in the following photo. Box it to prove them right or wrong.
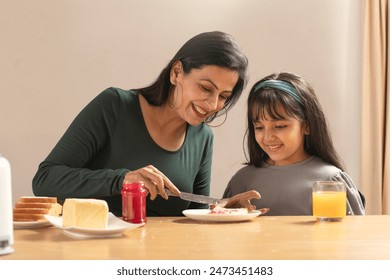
[312,191,346,218]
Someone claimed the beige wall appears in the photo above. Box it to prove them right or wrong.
[0,0,362,204]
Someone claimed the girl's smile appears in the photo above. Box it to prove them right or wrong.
[253,106,310,166]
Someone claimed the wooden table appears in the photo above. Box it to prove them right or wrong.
[2,215,390,260]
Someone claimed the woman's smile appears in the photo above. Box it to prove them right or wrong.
[192,103,208,117]
[173,65,238,125]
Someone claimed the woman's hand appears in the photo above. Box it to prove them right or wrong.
[222,190,261,211]
[123,165,180,200]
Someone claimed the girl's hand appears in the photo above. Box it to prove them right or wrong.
[223,190,261,211]
[123,165,180,200]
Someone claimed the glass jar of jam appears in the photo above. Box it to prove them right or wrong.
[121,181,147,223]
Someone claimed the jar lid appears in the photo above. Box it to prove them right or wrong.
[122,182,147,193]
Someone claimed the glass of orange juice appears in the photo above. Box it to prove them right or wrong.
[312,181,346,222]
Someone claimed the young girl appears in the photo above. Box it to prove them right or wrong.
[223,72,365,215]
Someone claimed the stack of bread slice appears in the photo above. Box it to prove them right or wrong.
[13,196,62,222]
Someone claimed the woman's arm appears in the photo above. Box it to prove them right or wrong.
[32,88,127,199]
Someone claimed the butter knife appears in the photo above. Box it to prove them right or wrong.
[166,189,228,205]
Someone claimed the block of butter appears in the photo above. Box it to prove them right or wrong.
[62,198,108,229]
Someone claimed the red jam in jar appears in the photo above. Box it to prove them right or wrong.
[121,182,147,223]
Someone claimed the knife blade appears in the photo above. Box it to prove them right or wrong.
[166,189,227,205]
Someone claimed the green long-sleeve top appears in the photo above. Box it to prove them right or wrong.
[32,87,213,216]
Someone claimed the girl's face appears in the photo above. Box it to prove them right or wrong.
[253,105,310,166]
[171,63,239,126]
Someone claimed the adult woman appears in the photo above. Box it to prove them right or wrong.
[32,31,252,216]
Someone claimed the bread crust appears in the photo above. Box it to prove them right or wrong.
[13,208,50,214]
[13,213,46,221]
[18,196,57,203]
[15,202,53,209]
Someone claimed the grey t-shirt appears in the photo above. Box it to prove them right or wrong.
[223,156,365,215]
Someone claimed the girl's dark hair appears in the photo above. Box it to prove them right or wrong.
[245,72,344,170]
[135,31,248,123]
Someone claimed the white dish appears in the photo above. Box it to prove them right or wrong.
[13,220,51,229]
[44,213,144,239]
[182,208,268,222]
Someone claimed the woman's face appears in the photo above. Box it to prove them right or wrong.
[171,64,239,126]
[252,105,310,166]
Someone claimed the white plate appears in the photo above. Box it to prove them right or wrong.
[13,220,51,229]
[44,213,144,239]
[182,208,269,223]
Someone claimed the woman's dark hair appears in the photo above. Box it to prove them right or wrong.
[245,72,344,170]
[136,31,248,123]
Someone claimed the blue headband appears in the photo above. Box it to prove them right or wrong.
[253,80,304,106]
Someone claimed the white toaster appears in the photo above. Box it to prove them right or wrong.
[0,155,14,255]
